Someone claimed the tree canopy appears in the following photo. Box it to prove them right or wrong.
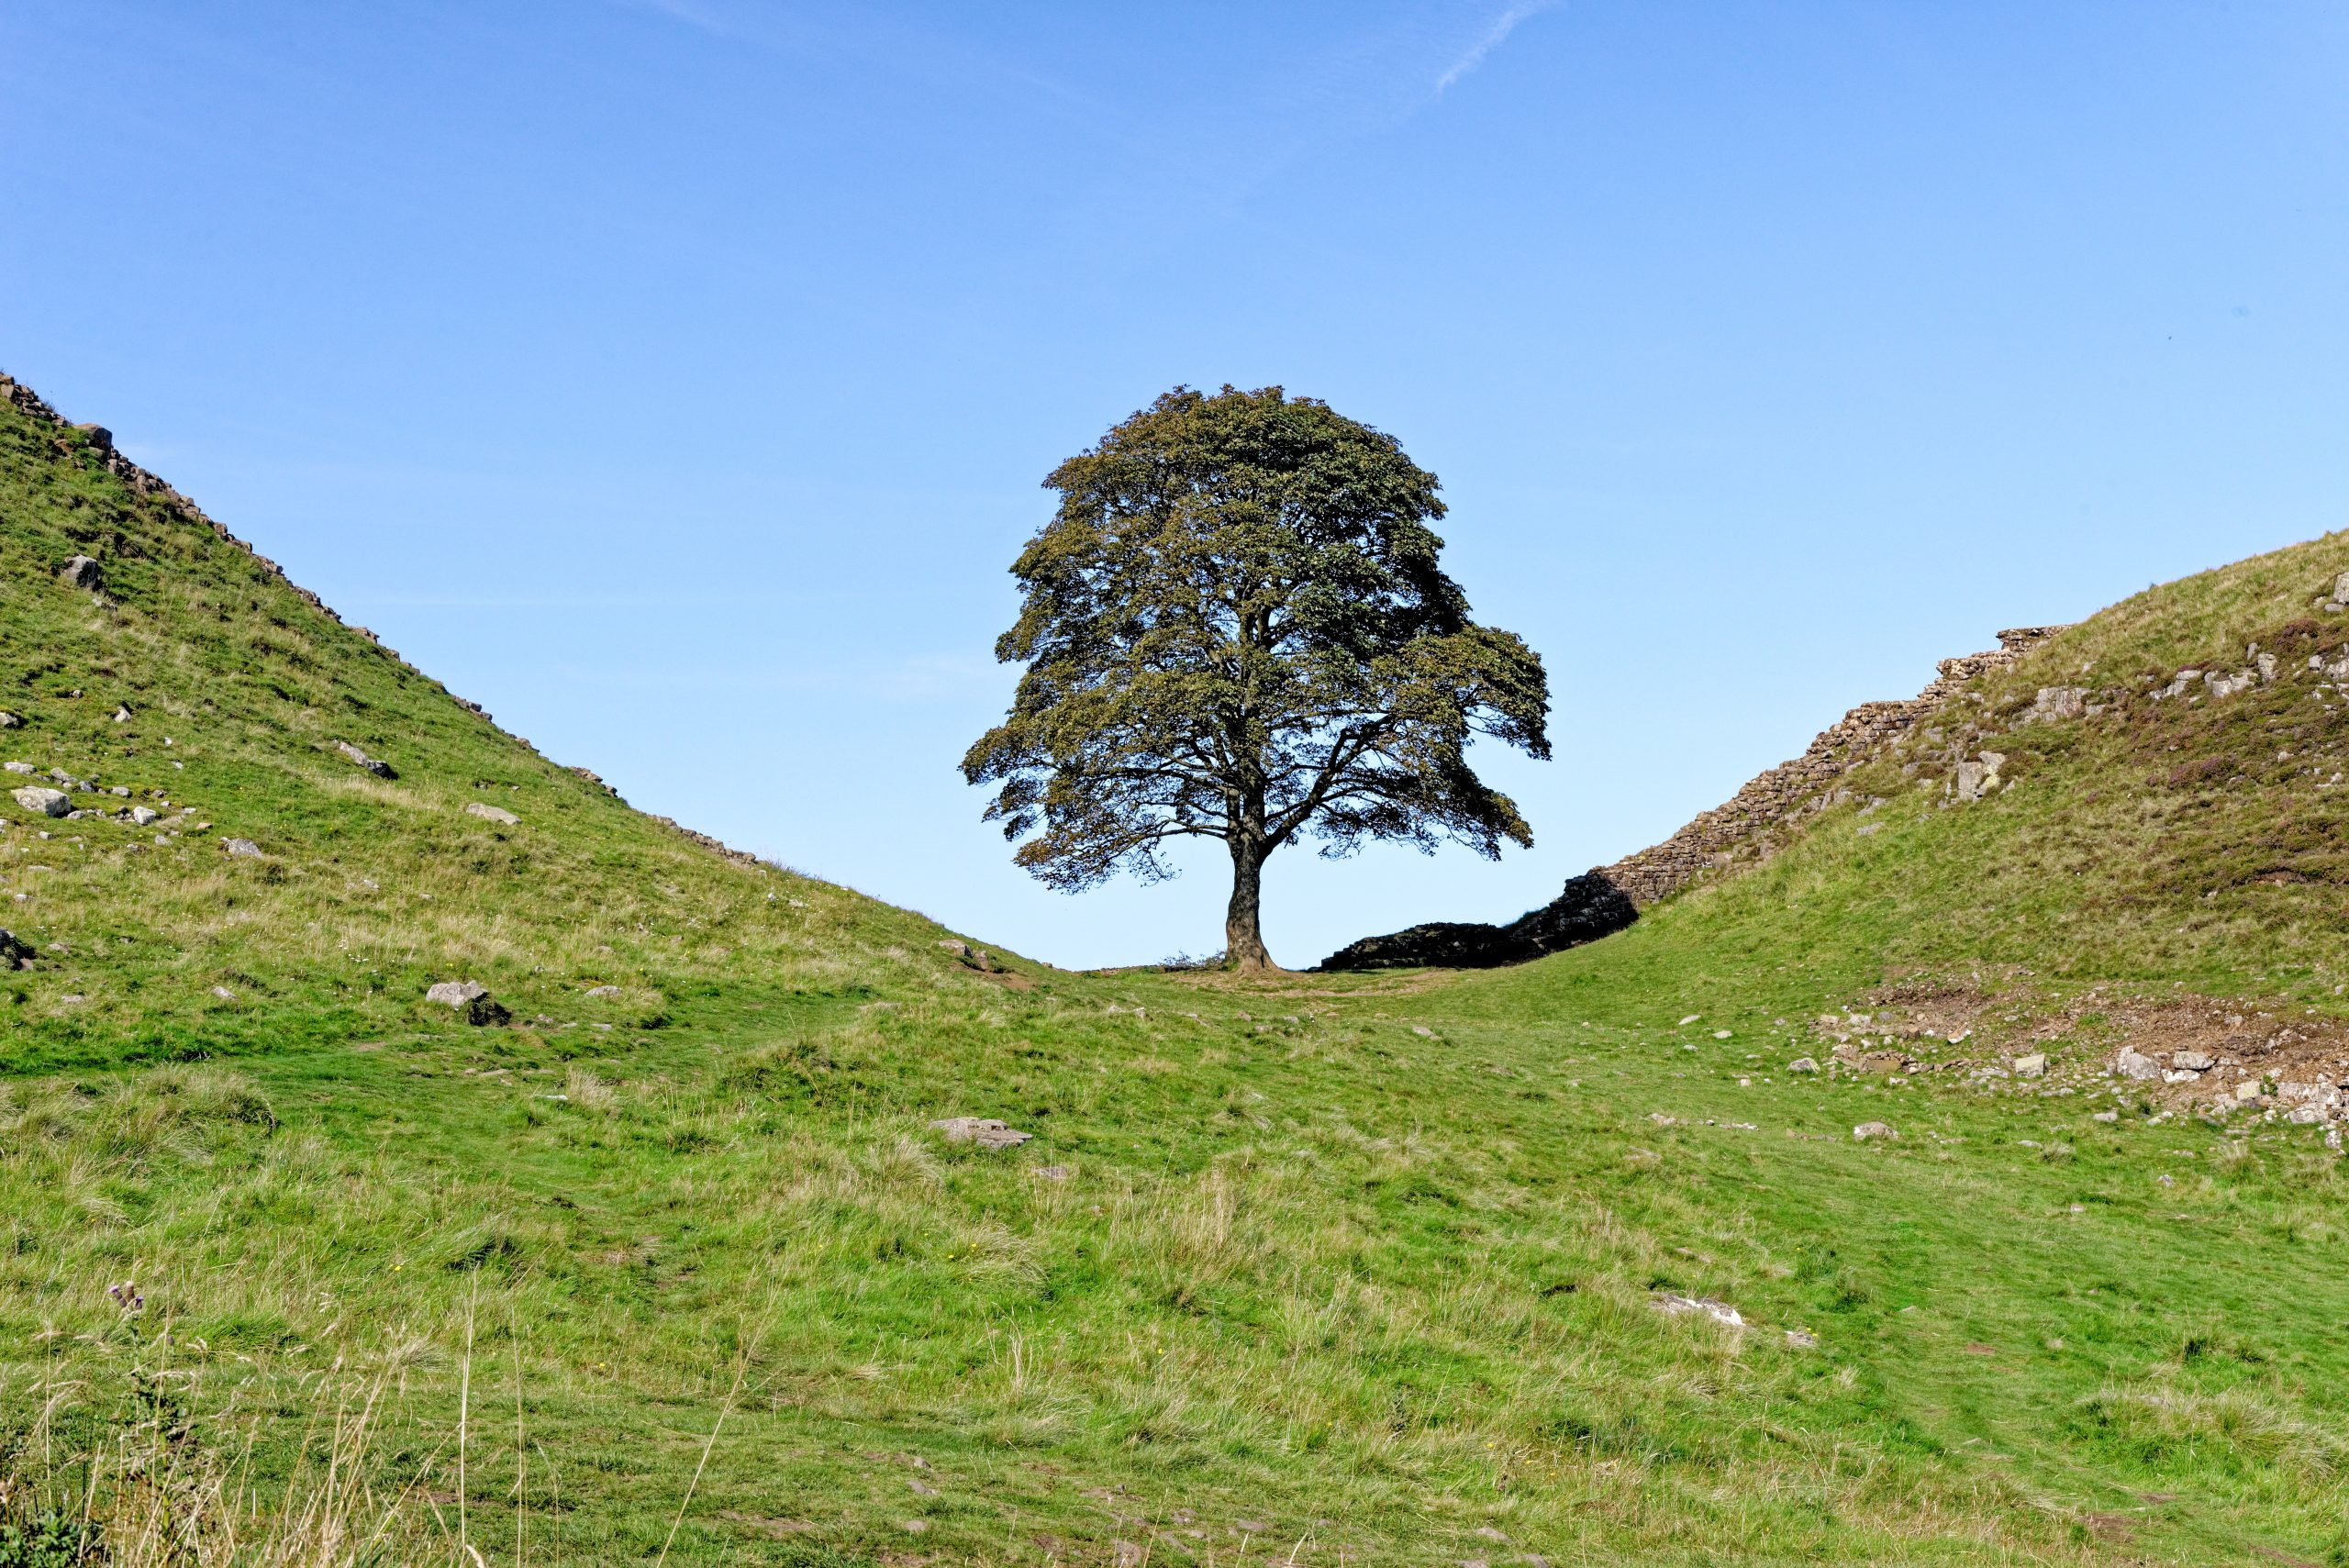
[962,385,1550,970]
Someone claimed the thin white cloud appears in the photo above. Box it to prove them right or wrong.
[613,0,730,37]
[1435,0,1557,93]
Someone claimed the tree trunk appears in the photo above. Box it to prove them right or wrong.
[1225,835,1276,972]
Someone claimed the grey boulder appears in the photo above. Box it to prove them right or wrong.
[11,786,70,818]
[465,802,520,825]
[426,979,511,1026]
[929,1117,1031,1151]
[337,741,397,779]
[58,555,102,591]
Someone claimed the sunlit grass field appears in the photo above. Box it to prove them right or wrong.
[8,385,2349,1563]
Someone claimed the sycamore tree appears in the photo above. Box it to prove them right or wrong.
[963,385,1551,972]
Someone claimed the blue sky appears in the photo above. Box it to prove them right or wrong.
[6,1,2346,968]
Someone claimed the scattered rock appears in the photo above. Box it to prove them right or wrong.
[4,762,31,773]
[210,985,236,1000]
[1951,752,2007,801]
[11,786,70,818]
[337,741,396,779]
[127,806,159,827]
[1030,1164,1073,1182]
[1652,1292,1744,1327]
[1853,1121,1898,1141]
[2012,1053,2047,1078]
[112,706,131,724]
[929,1117,1031,1150]
[2170,1049,2214,1071]
[584,984,622,998]
[465,802,520,825]
[2232,1081,2265,1104]
[425,979,511,1026]
[1785,1328,1819,1349]
[2114,1049,2162,1080]
[2093,1110,2120,1123]
[1787,1057,1820,1073]
[2323,571,2349,614]
[58,555,102,591]
[2203,668,2259,700]
[2026,686,2088,723]
[223,838,262,858]
[0,929,33,970]
[0,712,19,728]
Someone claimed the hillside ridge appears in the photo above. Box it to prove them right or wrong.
[0,369,783,879]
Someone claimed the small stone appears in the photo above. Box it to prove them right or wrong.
[11,786,70,818]
[1853,1121,1897,1141]
[929,1116,1031,1150]
[2114,1049,2162,1080]
[4,762,32,773]
[1712,1029,1732,1040]
[1651,1291,1744,1327]
[584,984,621,998]
[2027,685,2087,722]
[465,802,519,825]
[937,940,968,956]
[0,929,34,970]
[0,712,19,728]
[336,741,396,779]
[1030,1164,1073,1182]
[2163,1069,2200,1084]
[58,555,102,591]
[2234,1081,2265,1104]
[2170,1050,2214,1071]
[112,706,131,724]
[1413,1025,1434,1037]
[224,838,262,857]
[1787,1057,1820,1073]
[426,979,511,1026]
[1784,1328,1819,1348]
[2092,1110,2119,1122]
[1678,1014,1700,1026]
[211,985,237,1000]
[2012,1053,2046,1077]
[127,806,159,827]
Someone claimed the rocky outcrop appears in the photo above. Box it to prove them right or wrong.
[1320,627,2071,970]
[1319,870,1637,970]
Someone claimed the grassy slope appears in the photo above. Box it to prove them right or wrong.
[6,386,2349,1566]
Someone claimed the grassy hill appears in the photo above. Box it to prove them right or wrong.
[6,371,2349,1566]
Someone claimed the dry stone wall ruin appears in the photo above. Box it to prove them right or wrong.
[1319,627,2072,970]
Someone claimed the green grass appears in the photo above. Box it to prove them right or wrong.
[6,384,2349,1563]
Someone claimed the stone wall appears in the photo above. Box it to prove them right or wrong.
[1319,627,2071,970]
